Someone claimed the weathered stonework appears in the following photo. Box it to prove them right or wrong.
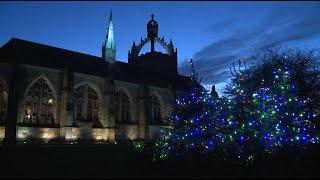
[16,126,61,141]
[64,127,115,141]
[6,64,178,142]
[0,126,5,140]
[17,65,62,124]
[0,14,193,144]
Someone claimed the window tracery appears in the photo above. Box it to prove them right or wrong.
[116,91,131,123]
[23,77,56,125]
[73,84,99,125]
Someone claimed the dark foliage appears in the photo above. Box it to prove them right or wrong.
[225,48,320,112]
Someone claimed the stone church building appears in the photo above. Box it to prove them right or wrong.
[0,13,192,143]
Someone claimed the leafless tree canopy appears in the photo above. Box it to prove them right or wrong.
[225,48,320,111]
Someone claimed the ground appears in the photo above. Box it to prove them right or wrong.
[0,142,319,179]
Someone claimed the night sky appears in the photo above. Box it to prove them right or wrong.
[1,2,319,95]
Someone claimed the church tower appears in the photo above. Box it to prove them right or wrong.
[102,10,116,63]
[128,14,178,77]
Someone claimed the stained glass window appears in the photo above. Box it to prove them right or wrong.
[73,84,99,125]
[24,77,55,125]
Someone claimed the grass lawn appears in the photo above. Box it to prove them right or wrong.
[0,142,319,179]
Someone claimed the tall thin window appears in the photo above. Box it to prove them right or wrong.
[0,80,8,123]
[24,77,55,125]
[152,96,161,124]
[116,92,130,123]
[73,84,99,125]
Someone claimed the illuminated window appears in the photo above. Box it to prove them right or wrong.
[73,84,99,125]
[152,96,161,124]
[0,80,8,123]
[116,91,131,123]
[24,77,55,125]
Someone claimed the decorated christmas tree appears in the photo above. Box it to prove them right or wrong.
[220,61,258,162]
[252,65,319,152]
[151,60,319,162]
[153,59,220,160]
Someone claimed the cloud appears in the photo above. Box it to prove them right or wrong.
[194,37,246,60]
[178,55,238,84]
[178,4,320,87]
[204,18,236,35]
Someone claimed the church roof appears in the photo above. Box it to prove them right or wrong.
[0,38,191,91]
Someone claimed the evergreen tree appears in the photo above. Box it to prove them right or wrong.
[252,65,319,152]
[153,59,220,160]
[221,61,258,162]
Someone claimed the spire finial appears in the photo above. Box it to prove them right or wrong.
[109,9,112,21]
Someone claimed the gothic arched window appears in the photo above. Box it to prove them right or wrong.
[152,96,161,124]
[24,77,56,125]
[116,91,131,123]
[0,80,8,123]
[73,84,99,125]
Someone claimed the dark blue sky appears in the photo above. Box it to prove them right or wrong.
[1,2,319,95]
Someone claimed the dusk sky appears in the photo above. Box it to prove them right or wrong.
[1,1,319,95]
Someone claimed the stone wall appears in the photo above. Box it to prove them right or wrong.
[0,63,13,81]
[16,126,61,141]
[0,63,177,142]
[116,124,139,140]
[149,85,175,121]
[114,80,140,123]
[12,125,169,142]
[0,126,5,140]
[64,127,115,142]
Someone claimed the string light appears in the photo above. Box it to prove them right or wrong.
[143,64,320,163]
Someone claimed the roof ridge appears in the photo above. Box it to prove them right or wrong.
[3,38,130,64]
[6,38,101,59]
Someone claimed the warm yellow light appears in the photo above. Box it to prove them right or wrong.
[95,136,102,140]
[48,98,53,104]
[42,131,55,140]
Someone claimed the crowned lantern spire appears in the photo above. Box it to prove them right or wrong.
[147,14,158,53]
